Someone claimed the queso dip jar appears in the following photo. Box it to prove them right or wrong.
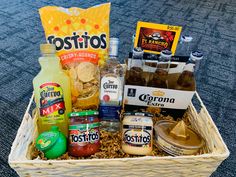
[122,112,153,155]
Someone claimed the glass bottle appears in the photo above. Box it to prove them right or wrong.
[176,35,193,56]
[126,47,146,86]
[99,38,124,132]
[33,44,72,137]
[147,50,172,88]
[175,51,203,91]
[189,51,203,73]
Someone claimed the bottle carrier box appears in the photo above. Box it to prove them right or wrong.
[9,92,229,177]
[125,54,195,118]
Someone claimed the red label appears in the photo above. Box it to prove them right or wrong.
[40,82,60,88]
[40,102,65,116]
[39,82,65,124]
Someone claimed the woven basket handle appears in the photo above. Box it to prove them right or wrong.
[27,92,39,120]
[195,92,207,109]
[9,93,36,161]
[191,91,207,114]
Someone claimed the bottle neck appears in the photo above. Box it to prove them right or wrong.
[42,53,56,57]
[109,38,119,58]
[159,55,171,62]
[39,54,62,71]
[183,63,195,73]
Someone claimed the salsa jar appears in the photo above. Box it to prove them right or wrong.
[68,111,100,157]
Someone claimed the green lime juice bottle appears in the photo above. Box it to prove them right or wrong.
[33,44,72,137]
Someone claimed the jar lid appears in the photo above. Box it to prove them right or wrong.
[69,110,99,117]
[124,112,153,117]
[36,126,59,151]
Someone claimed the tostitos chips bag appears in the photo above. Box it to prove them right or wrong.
[39,3,110,110]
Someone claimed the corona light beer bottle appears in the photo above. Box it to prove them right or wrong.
[33,44,72,137]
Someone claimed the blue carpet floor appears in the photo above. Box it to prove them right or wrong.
[0,0,235,176]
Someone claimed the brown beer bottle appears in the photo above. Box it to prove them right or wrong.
[126,47,146,86]
[175,51,203,91]
[147,50,172,88]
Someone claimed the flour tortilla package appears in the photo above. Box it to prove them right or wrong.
[39,3,110,110]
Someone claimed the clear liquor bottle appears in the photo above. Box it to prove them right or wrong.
[99,38,124,132]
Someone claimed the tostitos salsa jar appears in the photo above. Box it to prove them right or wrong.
[68,111,100,157]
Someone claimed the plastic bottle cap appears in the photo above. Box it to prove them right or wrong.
[160,50,172,58]
[181,35,193,43]
[36,129,59,151]
[40,44,56,54]
[190,51,203,61]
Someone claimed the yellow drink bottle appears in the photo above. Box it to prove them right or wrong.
[33,44,72,137]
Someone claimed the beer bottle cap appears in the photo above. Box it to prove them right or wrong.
[160,50,172,59]
[190,51,203,61]
[40,44,56,54]
[181,35,193,43]
[132,47,144,59]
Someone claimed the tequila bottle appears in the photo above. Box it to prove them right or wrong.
[99,38,124,132]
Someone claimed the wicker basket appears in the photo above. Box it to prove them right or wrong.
[8,92,229,177]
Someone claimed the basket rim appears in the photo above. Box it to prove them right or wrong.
[9,150,229,164]
[8,92,230,164]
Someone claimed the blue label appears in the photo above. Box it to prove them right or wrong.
[99,105,122,121]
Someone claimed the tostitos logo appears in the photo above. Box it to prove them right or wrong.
[47,31,107,51]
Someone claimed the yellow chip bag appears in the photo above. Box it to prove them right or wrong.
[39,3,110,110]
[39,3,110,65]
